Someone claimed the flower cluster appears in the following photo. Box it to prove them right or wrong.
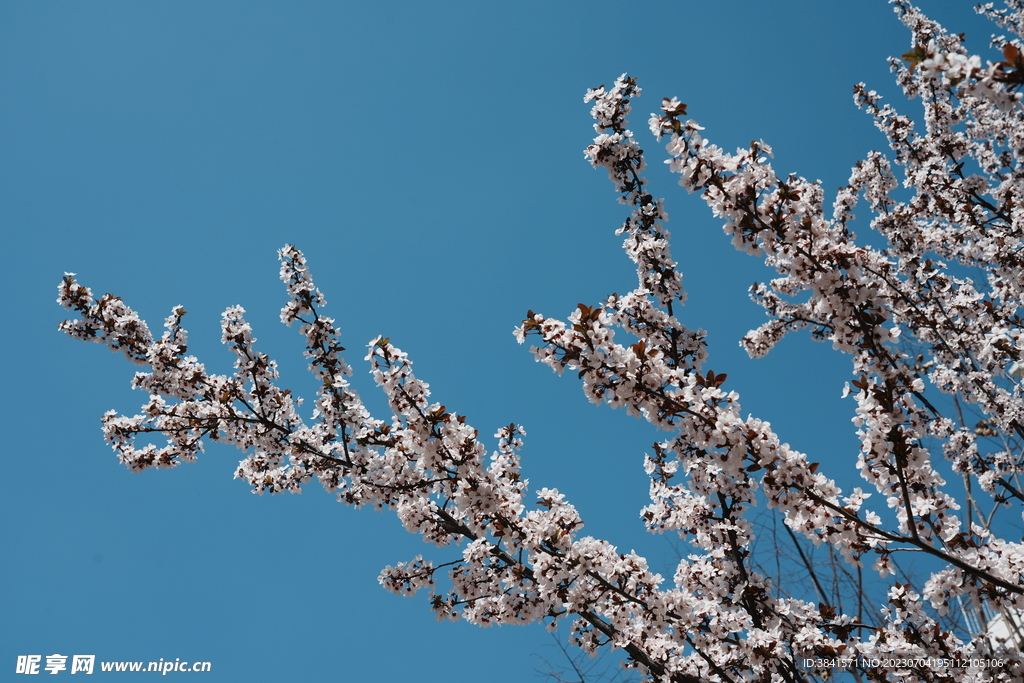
[58,3,1024,682]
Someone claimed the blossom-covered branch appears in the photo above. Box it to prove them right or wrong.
[58,2,1024,681]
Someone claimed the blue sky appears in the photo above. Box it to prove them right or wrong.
[0,1,1001,681]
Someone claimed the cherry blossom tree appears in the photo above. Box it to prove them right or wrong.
[56,2,1024,681]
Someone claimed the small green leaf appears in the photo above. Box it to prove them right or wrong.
[902,45,928,73]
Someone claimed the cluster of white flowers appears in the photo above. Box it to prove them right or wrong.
[58,2,1024,682]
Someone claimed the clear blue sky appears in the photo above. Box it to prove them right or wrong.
[1,1,997,681]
